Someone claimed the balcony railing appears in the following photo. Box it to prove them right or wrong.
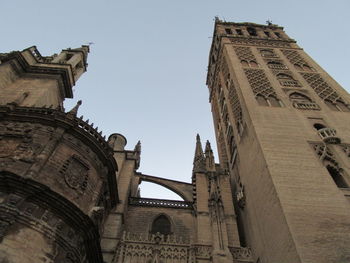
[292,101,320,110]
[318,128,341,144]
[129,197,193,209]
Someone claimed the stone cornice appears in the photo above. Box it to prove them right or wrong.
[0,50,74,98]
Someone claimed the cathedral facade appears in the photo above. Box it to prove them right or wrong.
[0,19,350,263]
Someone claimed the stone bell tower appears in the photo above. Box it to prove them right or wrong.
[207,19,350,263]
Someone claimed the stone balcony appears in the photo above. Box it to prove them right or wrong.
[318,128,341,144]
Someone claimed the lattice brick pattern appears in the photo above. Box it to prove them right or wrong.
[281,49,310,66]
[233,46,256,61]
[231,38,291,48]
[301,73,343,103]
[228,80,243,125]
[244,69,277,98]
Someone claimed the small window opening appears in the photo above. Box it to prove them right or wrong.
[225,28,232,34]
[264,31,270,37]
[247,27,257,36]
[326,165,348,188]
[313,123,326,130]
[65,53,74,61]
[236,29,243,35]
[274,32,281,38]
[151,215,172,235]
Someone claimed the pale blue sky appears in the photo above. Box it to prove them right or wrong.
[2,0,349,199]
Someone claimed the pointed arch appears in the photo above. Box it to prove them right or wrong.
[150,214,172,235]
[289,92,312,102]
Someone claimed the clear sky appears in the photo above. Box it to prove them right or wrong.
[2,0,349,199]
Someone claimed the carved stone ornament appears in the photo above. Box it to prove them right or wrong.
[0,122,42,163]
[61,155,89,193]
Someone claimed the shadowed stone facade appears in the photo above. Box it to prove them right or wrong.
[0,19,349,263]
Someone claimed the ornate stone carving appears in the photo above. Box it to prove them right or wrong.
[192,245,212,259]
[0,122,42,163]
[117,231,190,263]
[61,155,89,193]
[229,246,253,261]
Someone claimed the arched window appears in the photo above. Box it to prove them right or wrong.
[256,95,269,106]
[247,27,257,36]
[249,61,259,68]
[290,92,320,110]
[277,73,300,87]
[276,73,293,80]
[326,165,348,188]
[151,215,172,235]
[336,100,350,112]
[241,60,249,67]
[294,64,303,71]
[268,96,281,107]
[290,92,311,102]
[260,49,276,57]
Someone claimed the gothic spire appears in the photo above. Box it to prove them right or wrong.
[67,100,82,117]
[134,140,141,153]
[205,140,215,171]
[193,134,206,173]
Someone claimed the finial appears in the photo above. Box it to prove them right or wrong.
[134,140,141,152]
[205,140,212,152]
[67,100,82,117]
[193,134,206,173]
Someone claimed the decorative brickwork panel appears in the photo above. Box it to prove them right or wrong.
[233,46,257,63]
[243,69,277,98]
[301,73,346,103]
[281,49,308,65]
[228,79,243,129]
[281,49,315,71]
[231,38,291,48]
